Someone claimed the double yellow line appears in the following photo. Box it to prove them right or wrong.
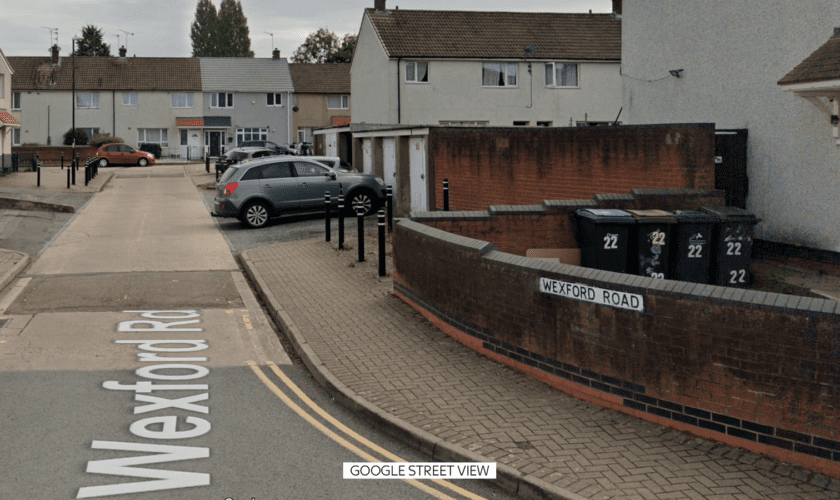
[248,361,487,500]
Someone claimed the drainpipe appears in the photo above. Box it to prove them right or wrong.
[396,57,401,124]
[287,92,291,145]
[112,90,116,137]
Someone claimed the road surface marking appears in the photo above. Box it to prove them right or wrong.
[248,361,464,500]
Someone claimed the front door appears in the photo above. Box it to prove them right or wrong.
[409,137,428,212]
[714,129,748,209]
[383,138,397,199]
[209,131,221,157]
[188,130,200,159]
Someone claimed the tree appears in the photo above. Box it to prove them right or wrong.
[73,25,111,57]
[217,0,254,57]
[292,29,357,63]
[191,0,218,56]
[63,128,89,146]
[190,0,253,57]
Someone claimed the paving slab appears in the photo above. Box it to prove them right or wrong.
[241,237,838,499]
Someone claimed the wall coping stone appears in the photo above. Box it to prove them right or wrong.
[489,205,545,215]
[410,211,492,222]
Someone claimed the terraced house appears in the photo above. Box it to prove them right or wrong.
[351,0,622,127]
[8,46,294,159]
[0,47,21,168]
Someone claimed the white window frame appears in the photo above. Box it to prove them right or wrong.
[171,93,194,108]
[81,127,101,139]
[122,92,138,106]
[0,74,4,96]
[138,128,169,147]
[210,92,234,109]
[267,93,283,107]
[327,95,349,109]
[12,92,21,110]
[405,61,429,83]
[482,62,517,88]
[12,128,21,146]
[236,127,268,145]
[545,62,579,88]
[76,92,100,109]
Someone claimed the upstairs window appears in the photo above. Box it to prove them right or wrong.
[172,93,194,108]
[12,92,21,110]
[405,61,428,83]
[211,92,233,108]
[328,95,349,109]
[267,93,283,106]
[76,92,100,108]
[482,63,517,87]
[123,92,138,106]
[546,62,578,87]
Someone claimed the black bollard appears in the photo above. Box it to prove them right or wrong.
[37,163,41,187]
[85,161,89,186]
[325,192,331,242]
[72,158,76,185]
[61,153,64,170]
[386,186,393,233]
[205,154,210,174]
[338,194,345,250]
[357,206,365,262]
[67,167,71,189]
[443,178,449,211]
[378,209,386,277]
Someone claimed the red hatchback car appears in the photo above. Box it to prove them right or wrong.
[96,143,156,167]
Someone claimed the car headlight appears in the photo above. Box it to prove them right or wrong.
[375,177,385,186]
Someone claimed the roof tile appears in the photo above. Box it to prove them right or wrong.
[289,63,351,93]
[779,33,840,85]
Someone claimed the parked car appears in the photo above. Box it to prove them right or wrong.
[238,140,296,155]
[96,143,156,167]
[212,157,387,228]
[307,156,354,173]
[215,147,279,174]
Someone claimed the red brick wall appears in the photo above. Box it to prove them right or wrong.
[394,218,840,478]
[427,124,715,211]
[12,146,98,165]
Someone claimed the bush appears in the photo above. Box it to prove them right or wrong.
[90,134,125,148]
[63,128,89,146]
[139,143,162,159]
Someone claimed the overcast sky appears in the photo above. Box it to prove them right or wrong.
[2,0,613,60]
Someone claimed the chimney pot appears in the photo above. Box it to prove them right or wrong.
[50,44,60,66]
[375,0,386,11]
[273,48,280,59]
[119,46,127,58]
[612,0,622,16]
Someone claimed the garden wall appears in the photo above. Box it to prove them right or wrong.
[393,213,840,478]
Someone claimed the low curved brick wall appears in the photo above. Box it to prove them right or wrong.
[393,218,840,477]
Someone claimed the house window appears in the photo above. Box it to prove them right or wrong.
[81,128,100,139]
[236,127,268,145]
[180,129,188,146]
[513,121,530,126]
[12,128,20,146]
[482,63,517,87]
[267,93,283,106]
[0,75,3,95]
[537,121,553,127]
[12,92,21,110]
[123,92,138,106]
[76,92,100,108]
[297,128,311,143]
[172,93,194,108]
[138,128,169,147]
[439,120,490,126]
[545,62,578,87]
[405,61,428,83]
[211,92,233,108]
[327,95,349,109]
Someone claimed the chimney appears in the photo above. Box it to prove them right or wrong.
[375,0,386,11]
[272,48,281,59]
[119,46,127,58]
[612,0,622,16]
[50,44,60,66]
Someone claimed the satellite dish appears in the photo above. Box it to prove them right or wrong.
[525,44,536,54]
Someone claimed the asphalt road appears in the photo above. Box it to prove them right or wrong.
[0,163,513,500]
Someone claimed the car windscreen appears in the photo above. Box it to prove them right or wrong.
[228,152,248,160]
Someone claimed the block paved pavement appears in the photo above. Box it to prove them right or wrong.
[242,235,839,500]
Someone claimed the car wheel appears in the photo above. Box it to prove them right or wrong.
[347,189,377,216]
[241,201,271,229]
[138,158,149,167]
[98,158,109,168]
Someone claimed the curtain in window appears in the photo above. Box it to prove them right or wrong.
[416,62,428,82]
[483,63,502,86]
[557,63,577,87]
[506,64,517,86]
[406,62,416,82]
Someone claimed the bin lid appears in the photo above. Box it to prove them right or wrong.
[701,206,760,224]
[671,209,719,223]
[575,208,635,223]
[625,209,676,223]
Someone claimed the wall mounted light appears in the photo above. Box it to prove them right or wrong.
[831,114,839,126]
[669,69,684,78]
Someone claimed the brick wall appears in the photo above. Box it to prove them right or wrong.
[414,188,725,256]
[12,146,98,165]
[393,217,840,478]
[427,123,715,212]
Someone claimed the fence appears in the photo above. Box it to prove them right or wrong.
[0,153,37,175]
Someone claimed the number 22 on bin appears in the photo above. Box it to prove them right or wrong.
[603,234,619,249]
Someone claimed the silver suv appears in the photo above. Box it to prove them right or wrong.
[212,157,387,228]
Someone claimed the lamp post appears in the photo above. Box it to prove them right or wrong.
[72,36,81,168]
